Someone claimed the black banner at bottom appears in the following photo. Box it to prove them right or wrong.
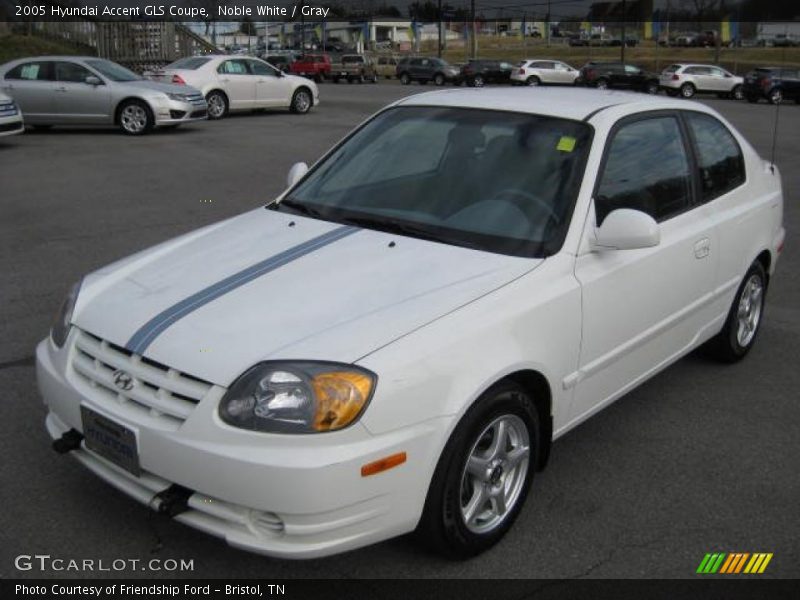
[3,579,799,600]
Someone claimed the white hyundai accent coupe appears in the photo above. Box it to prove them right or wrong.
[37,88,784,559]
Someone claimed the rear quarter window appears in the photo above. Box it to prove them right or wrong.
[685,112,746,202]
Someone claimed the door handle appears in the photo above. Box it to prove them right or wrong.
[220,78,230,82]
[55,86,68,92]
[694,238,711,259]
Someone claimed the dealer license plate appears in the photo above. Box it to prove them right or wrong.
[81,406,140,476]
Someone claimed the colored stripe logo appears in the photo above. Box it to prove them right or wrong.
[696,552,773,574]
[126,225,358,354]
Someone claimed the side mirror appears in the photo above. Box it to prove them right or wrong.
[286,162,308,188]
[592,208,660,251]
[85,75,102,86]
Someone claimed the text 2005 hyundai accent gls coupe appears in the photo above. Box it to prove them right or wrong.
[38,88,784,559]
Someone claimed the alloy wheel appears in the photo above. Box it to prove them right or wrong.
[459,414,530,534]
[120,104,148,134]
[736,274,763,347]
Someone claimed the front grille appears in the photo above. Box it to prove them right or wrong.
[186,93,205,105]
[0,106,18,117]
[71,329,212,428]
[169,109,186,119]
[0,121,22,133]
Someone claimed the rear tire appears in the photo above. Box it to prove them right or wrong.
[400,72,411,85]
[768,88,783,104]
[526,75,540,86]
[434,73,445,86]
[645,81,659,94]
[731,84,744,100]
[205,90,228,120]
[595,78,609,90]
[680,82,696,98]
[706,261,767,363]
[473,74,485,88]
[416,380,538,559]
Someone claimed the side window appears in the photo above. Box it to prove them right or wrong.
[624,64,640,74]
[55,62,93,83]
[249,60,274,76]
[5,61,53,81]
[596,116,692,225]
[685,112,745,201]
[218,60,249,75]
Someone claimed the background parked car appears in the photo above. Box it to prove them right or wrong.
[330,54,378,84]
[511,59,579,86]
[458,59,515,87]
[374,55,400,79]
[743,67,800,104]
[396,57,460,85]
[0,56,206,135]
[660,64,744,99]
[0,91,24,137]
[577,61,659,94]
[150,55,318,119]
[289,54,331,83]
[265,54,297,73]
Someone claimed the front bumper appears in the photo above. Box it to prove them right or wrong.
[0,112,24,137]
[36,334,443,558]
[153,98,208,127]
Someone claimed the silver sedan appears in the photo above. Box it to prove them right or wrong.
[0,56,208,135]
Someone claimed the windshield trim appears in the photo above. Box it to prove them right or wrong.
[267,105,594,259]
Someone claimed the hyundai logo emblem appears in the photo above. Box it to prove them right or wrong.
[112,370,134,391]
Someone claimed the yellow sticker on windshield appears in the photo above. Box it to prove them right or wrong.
[557,136,577,152]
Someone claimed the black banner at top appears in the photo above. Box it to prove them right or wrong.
[1,0,799,23]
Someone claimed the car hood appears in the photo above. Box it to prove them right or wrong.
[73,209,539,385]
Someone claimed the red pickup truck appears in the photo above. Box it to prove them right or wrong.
[288,54,332,82]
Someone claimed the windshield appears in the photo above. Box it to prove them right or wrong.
[166,57,211,70]
[282,107,592,258]
[85,59,140,82]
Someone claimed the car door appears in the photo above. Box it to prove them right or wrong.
[553,61,576,84]
[707,67,732,92]
[216,59,255,109]
[0,60,57,121]
[533,61,555,83]
[248,59,291,107]
[53,61,112,123]
[571,113,718,422]
[623,64,645,88]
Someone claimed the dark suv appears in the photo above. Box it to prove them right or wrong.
[396,57,460,86]
[578,61,659,94]
[743,67,800,104]
[459,59,515,87]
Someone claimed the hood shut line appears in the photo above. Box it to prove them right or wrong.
[125,225,358,355]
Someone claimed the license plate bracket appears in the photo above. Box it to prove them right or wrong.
[80,406,141,476]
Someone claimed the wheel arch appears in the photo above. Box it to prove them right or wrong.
[501,370,553,471]
[755,249,772,288]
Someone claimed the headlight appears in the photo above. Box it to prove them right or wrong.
[166,92,187,102]
[219,362,376,434]
[51,279,82,348]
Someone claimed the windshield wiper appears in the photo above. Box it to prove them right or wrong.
[338,214,479,248]
[274,198,327,219]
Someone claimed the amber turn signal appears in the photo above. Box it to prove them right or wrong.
[360,452,407,477]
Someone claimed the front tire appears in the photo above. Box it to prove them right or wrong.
[595,78,609,90]
[416,380,538,559]
[434,73,445,86]
[706,261,767,362]
[205,91,228,120]
[645,81,659,95]
[400,72,411,85]
[472,74,485,88]
[118,99,153,135]
[731,84,744,100]
[290,88,312,114]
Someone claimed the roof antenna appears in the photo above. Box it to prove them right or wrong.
[768,24,789,175]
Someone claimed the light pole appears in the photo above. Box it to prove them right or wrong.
[620,0,626,64]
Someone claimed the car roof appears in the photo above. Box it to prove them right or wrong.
[395,87,695,122]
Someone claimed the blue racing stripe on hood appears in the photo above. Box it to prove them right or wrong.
[126,225,358,355]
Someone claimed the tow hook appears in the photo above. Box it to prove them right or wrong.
[52,429,83,454]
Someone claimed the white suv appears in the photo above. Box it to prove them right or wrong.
[660,63,744,99]
[511,59,579,86]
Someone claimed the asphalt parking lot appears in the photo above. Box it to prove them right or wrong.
[1,81,798,579]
